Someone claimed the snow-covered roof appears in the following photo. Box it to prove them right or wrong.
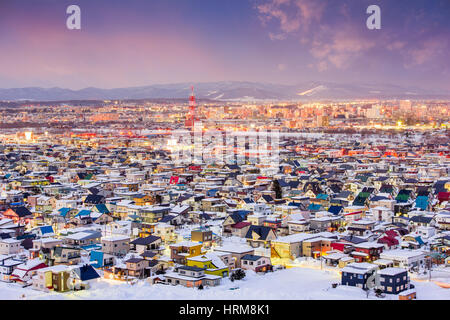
[341,262,378,274]
[66,231,101,241]
[0,238,21,244]
[354,242,385,249]
[102,235,130,242]
[272,232,318,244]
[378,267,407,276]
[324,252,347,260]
[37,265,71,273]
[188,252,227,269]
[380,249,426,259]
[214,244,254,254]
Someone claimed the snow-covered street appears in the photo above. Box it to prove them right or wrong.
[2,267,449,300]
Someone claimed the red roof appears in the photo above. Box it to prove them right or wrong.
[438,192,450,202]
[232,222,251,229]
[385,230,398,238]
[378,236,398,247]
[331,242,346,252]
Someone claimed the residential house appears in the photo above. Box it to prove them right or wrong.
[3,206,33,225]
[186,252,230,277]
[47,246,82,266]
[170,242,203,265]
[0,238,21,255]
[213,245,254,269]
[101,235,130,256]
[64,230,102,248]
[130,235,162,254]
[378,267,410,294]
[351,242,385,262]
[241,254,272,273]
[154,223,177,243]
[89,250,115,269]
[244,225,277,249]
[10,258,48,284]
[32,265,71,292]
[380,249,426,270]
[69,264,100,290]
[270,233,319,261]
[0,255,23,282]
[164,265,221,287]
[341,262,378,289]
[125,257,150,278]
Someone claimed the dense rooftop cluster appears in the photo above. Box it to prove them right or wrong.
[0,129,449,299]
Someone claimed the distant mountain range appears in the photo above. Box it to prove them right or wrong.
[0,81,449,102]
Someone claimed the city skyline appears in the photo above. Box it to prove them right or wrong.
[0,0,449,91]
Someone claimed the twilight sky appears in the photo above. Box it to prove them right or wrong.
[0,0,449,91]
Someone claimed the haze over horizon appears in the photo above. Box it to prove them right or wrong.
[0,0,449,91]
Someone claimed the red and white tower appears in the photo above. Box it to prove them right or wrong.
[185,86,197,129]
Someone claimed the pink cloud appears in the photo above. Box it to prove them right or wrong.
[257,0,325,36]
[257,0,374,70]
[404,38,448,68]
[309,27,375,70]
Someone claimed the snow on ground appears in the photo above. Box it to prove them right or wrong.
[2,267,449,300]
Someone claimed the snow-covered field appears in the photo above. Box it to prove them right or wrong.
[2,267,449,300]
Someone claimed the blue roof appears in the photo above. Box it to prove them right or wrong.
[58,207,71,217]
[200,212,211,220]
[415,236,425,245]
[39,225,54,235]
[127,214,141,221]
[75,209,91,218]
[316,193,329,200]
[17,234,36,240]
[95,204,110,214]
[288,202,302,207]
[234,210,251,219]
[308,203,322,211]
[76,265,100,281]
[207,189,219,197]
[160,215,176,223]
[245,225,273,241]
[371,196,389,201]
[293,160,301,167]
[89,250,104,268]
[242,254,264,261]
[328,205,343,215]
[415,196,428,210]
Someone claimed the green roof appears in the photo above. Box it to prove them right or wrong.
[396,194,410,202]
[358,192,370,199]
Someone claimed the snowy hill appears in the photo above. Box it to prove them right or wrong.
[0,81,448,101]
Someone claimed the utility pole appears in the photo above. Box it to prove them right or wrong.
[428,257,432,282]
